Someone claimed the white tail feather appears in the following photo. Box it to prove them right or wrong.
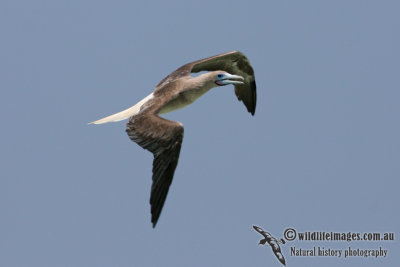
[89,93,153,125]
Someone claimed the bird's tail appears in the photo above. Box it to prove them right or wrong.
[88,93,153,125]
[88,105,139,124]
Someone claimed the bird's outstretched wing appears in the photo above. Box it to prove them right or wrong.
[126,113,184,227]
[159,51,257,115]
[270,244,286,266]
[191,51,256,115]
[253,225,273,239]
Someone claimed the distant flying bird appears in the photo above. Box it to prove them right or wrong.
[90,51,257,227]
[253,225,286,266]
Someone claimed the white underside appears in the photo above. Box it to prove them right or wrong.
[158,85,213,115]
[89,82,214,125]
[89,93,154,124]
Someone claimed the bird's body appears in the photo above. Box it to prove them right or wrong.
[90,51,257,227]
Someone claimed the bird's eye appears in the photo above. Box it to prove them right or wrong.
[217,74,224,79]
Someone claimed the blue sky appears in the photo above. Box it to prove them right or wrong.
[1,1,399,266]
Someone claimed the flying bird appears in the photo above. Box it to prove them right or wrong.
[253,225,286,266]
[90,51,257,227]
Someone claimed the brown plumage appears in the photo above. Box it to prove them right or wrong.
[90,51,257,227]
[157,50,256,114]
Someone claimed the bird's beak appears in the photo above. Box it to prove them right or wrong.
[217,73,244,85]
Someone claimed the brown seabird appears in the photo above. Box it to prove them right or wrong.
[90,51,257,227]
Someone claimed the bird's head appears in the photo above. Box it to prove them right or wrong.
[258,239,267,245]
[214,71,244,86]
